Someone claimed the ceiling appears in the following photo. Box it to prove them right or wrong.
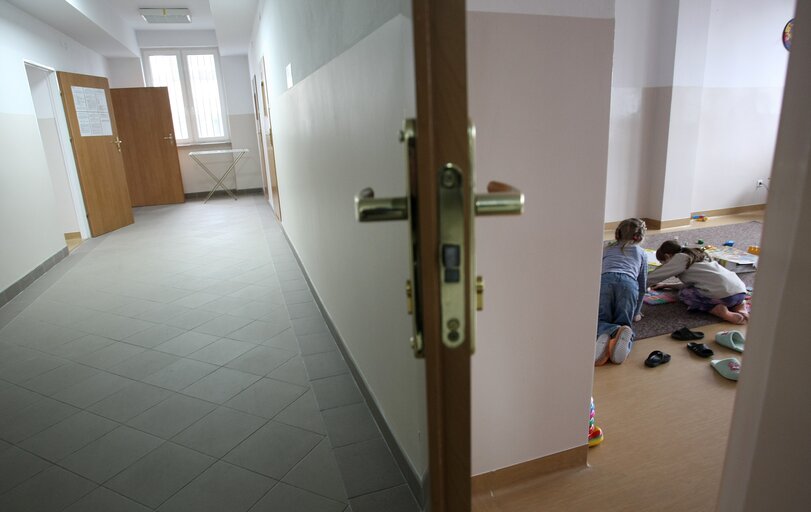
[7,0,258,57]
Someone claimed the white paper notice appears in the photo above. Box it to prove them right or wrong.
[71,86,113,137]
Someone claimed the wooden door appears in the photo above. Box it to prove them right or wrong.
[412,2,471,510]
[57,72,133,237]
[252,76,269,200]
[110,87,185,206]
[260,58,282,221]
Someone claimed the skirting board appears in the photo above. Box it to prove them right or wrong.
[0,247,69,309]
[64,231,82,240]
[692,203,766,217]
[604,204,766,231]
[279,226,427,508]
[184,187,263,200]
[472,445,588,497]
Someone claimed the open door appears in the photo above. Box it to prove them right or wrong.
[57,71,133,237]
[353,2,524,510]
[252,76,270,200]
[260,57,282,221]
[110,87,185,206]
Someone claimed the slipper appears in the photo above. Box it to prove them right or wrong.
[687,342,714,358]
[711,358,741,381]
[644,350,671,367]
[715,330,745,352]
[671,327,705,341]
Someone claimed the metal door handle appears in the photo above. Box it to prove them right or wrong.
[475,181,524,216]
[354,187,408,222]
[112,137,123,153]
[163,133,175,142]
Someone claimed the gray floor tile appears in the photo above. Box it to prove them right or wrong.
[201,280,250,297]
[197,295,255,314]
[165,309,221,330]
[0,383,44,412]
[225,345,295,376]
[136,303,193,324]
[275,260,301,272]
[172,292,220,309]
[0,353,69,384]
[125,324,185,348]
[173,406,266,458]
[16,299,96,327]
[334,438,405,498]
[0,465,96,512]
[53,371,133,408]
[224,378,307,419]
[311,374,363,411]
[156,461,274,512]
[275,390,328,435]
[188,338,255,366]
[181,367,261,404]
[276,269,303,282]
[227,320,290,344]
[143,358,218,391]
[88,382,173,422]
[106,442,216,509]
[127,395,216,439]
[284,290,314,305]
[0,397,78,443]
[280,279,309,293]
[249,482,346,512]
[64,487,152,512]
[155,331,219,357]
[223,421,322,479]
[298,332,337,355]
[0,446,51,494]
[109,298,165,319]
[267,356,309,387]
[283,438,347,502]
[193,315,253,337]
[263,328,299,352]
[77,313,156,341]
[228,301,281,320]
[322,403,380,448]
[110,350,181,380]
[229,285,283,303]
[74,342,145,371]
[349,485,420,512]
[286,301,321,319]
[48,334,116,360]
[303,350,349,380]
[20,411,118,462]
[20,362,100,396]
[61,425,163,483]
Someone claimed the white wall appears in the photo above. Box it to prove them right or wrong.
[467,5,614,474]
[250,0,427,480]
[135,29,218,49]
[221,54,261,191]
[0,0,107,293]
[691,0,793,213]
[718,0,810,507]
[106,57,144,88]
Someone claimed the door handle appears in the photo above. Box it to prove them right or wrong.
[112,137,123,153]
[163,133,175,142]
[475,181,524,216]
[354,187,408,222]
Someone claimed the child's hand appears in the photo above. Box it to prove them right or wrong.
[634,314,643,322]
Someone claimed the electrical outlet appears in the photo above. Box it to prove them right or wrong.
[756,179,765,188]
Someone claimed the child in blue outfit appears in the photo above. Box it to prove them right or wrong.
[595,218,647,366]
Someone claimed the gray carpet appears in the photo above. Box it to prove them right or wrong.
[633,221,762,340]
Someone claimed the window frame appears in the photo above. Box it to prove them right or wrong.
[142,47,230,145]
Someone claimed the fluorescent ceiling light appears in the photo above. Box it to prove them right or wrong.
[139,8,192,24]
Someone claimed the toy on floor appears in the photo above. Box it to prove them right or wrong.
[696,239,704,245]
[643,289,679,305]
[747,245,760,255]
[588,397,604,447]
[692,214,709,222]
[723,240,735,247]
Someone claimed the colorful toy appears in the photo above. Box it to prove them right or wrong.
[747,245,760,255]
[697,239,704,245]
[692,214,709,222]
[588,397,604,447]
[723,240,735,247]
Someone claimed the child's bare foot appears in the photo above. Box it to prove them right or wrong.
[731,303,750,320]
[711,304,748,325]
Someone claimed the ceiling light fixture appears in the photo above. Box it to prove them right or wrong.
[139,8,192,24]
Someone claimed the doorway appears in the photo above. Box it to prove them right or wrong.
[24,62,90,245]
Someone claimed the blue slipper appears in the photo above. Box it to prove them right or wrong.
[715,330,745,353]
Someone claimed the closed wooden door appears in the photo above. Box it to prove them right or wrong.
[252,76,269,200]
[111,87,185,206]
[57,71,133,237]
[260,58,282,221]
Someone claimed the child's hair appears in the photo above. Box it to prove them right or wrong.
[612,218,646,249]
[656,240,711,268]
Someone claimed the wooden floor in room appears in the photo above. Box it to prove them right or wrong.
[473,212,761,511]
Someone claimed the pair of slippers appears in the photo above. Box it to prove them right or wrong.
[711,358,742,381]
[671,327,704,341]
[716,330,745,352]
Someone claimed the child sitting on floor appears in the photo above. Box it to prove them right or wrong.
[648,240,749,324]
[595,218,647,366]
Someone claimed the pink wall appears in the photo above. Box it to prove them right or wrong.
[468,11,614,474]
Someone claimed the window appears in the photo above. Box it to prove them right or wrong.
[143,48,228,144]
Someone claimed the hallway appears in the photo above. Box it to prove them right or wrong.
[0,196,419,512]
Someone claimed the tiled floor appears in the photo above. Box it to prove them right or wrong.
[0,195,420,512]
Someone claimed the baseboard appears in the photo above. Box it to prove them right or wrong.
[692,203,766,217]
[604,204,766,232]
[0,247,69,309]
[184,188,264,200]
[472,445,588,497]
[64,231,82,241]
[279,226,427,508]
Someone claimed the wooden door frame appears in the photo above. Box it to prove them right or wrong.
[412,1,472,510]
